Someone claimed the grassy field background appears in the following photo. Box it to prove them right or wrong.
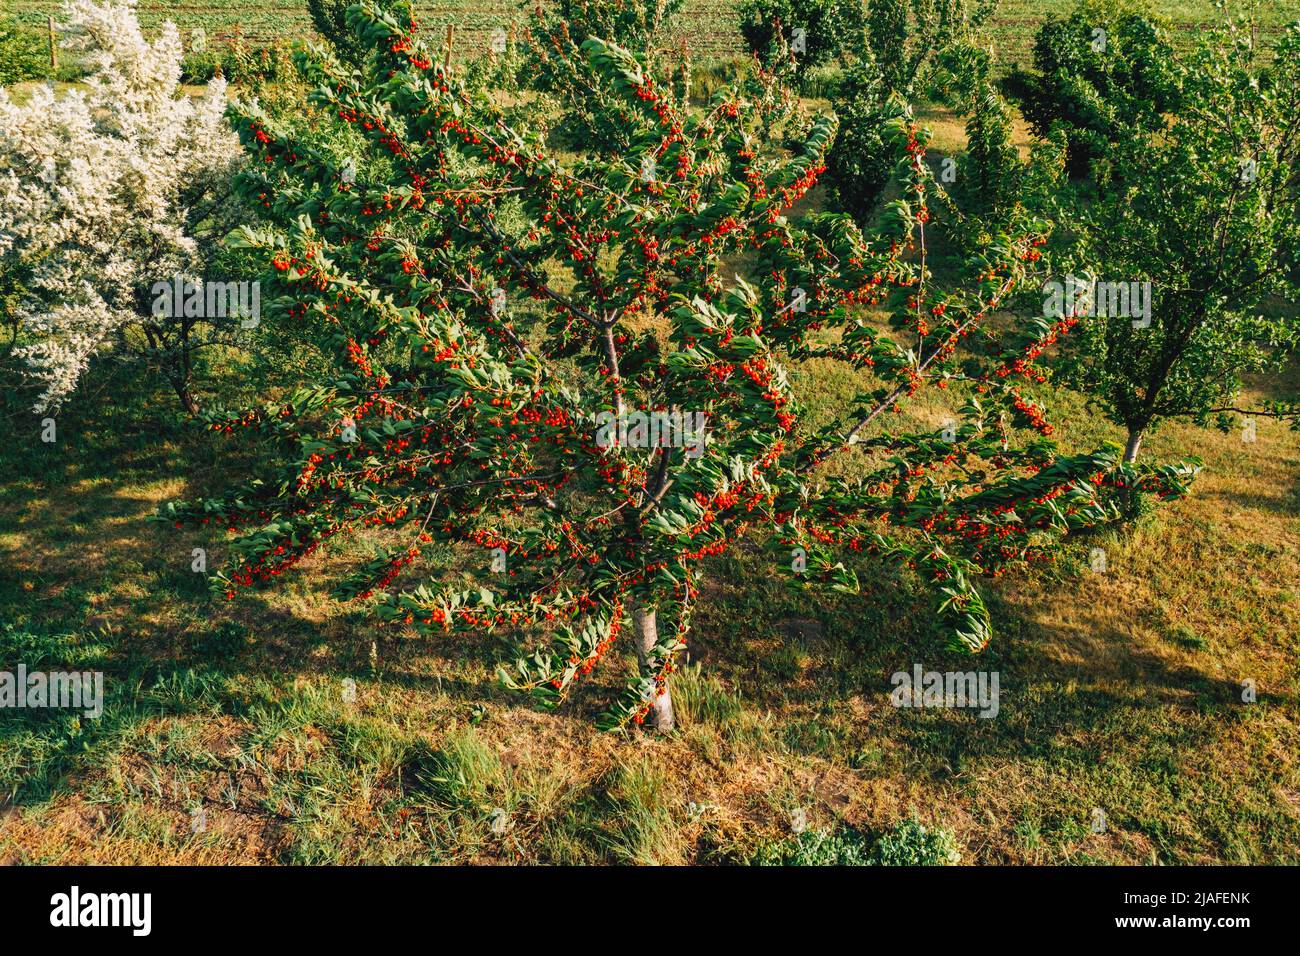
[8,0,1300,63]
[1,1,1298,865]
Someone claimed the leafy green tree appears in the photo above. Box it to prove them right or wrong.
[936,40,1067,247]
[825,60,894,225]
[1053,19,1300,463]
[0,8,46,86]
[1003,0,1180,179]
[738,0,864,85]
[826,0,995,225]
[540,0,684,48]
[864,0,994,99]
[307,0,364,68]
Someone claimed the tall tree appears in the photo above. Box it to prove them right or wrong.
[826,0,997,225]
[1004,0,1180,179]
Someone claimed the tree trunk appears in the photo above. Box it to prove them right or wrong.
[170,373,200,415]
[632,605,674,733]
[1122,426,1144,465]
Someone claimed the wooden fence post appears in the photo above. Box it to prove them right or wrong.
[48,16,58,73]
[443,23,454,70]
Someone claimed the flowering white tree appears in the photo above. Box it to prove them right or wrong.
[0,0,242,413]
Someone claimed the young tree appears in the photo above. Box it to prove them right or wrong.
[738,0,864,85]
[826,0,996,225]
[1003,0,1180,179]
[935,40,1067,245]
[1053,19,1300,463]
[863,0,995,99]
[162,2,1194,732]
[0,0,244,413]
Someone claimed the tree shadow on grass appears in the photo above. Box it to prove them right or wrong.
[692,542,1283,771]
[3,359,1293,861]
[0,373,511,811]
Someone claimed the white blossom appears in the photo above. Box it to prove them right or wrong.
[0,0,242,412]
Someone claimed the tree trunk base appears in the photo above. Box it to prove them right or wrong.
[632,605,674,733]
[1123,427,1144,465]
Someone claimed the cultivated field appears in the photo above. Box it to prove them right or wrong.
[9,0,1300,62]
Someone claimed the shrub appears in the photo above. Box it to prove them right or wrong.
[0,14,46,86]
[180,40,295,86]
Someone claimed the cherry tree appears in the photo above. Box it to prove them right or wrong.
[1052,19,1300,462]
[162,3,1195,730]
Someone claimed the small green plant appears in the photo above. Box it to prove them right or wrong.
[751,826,874,865]
[406,727,504,808]
[751,817,961,865]
[848,745,884,770]
[1167,626,1207,651]
[1014,815,1043,852]
[604,757,684,864]
[871,816,963,865]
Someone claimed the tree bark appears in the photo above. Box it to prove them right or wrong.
[632,605,674,733]
[1122,426,1144,464]
[173,379,200,416]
